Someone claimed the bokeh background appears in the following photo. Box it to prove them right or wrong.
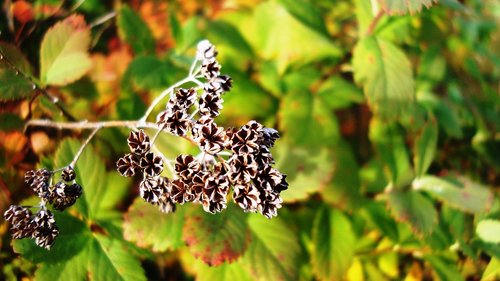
[0,0,499,280]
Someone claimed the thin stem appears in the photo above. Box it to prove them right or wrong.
[70,127,101,167]
[188,59,199,77]
[25,119,160,131]
[140,76,200,123]
[366,9,385,36]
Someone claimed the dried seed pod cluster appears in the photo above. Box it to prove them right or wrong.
[3,167,83,249]
[117,40,288,218]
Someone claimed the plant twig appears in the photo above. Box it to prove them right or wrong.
[70,126,101,167]
[366,9,385,36]
[25,119,160,131]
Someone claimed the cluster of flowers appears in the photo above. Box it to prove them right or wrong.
[116,40,288,218]
[3,167,82,249]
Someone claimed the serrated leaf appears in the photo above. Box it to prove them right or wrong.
[274,143,334,202]
[277,0,329,37]
[0,41,32,75]
[124,198,185,252]
[476,220,500,244]
[207,20,254,58]
[312,207,356,280]
[40,16,92,86]
[378,0,438,15]
[233,1,341,73]
[13,212,90,263]
[0,68,34,100]
[483,257,500,280]
[424,255,464,281]
[412,175,493,214]
[54,139,117,219]
[196,260,253,281]
[117,5,155,55]
[14,213,146,281]
[183,205,249,266]
[280,90,340,147]
[413,118,438,177]
[353,36,415,120]
[363,201,399,242]
[387,190,437,236]
[320,141,362,210]
[369,119,413,187]
[243,214,302,281]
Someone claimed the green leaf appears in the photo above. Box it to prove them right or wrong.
[117,5,155,55]
[14,213,147,281]
[243,214,302,281]
[412,175,493,214]
[207,20,254,59]
[387,190,437,236]
[369,119,413,187]
[424,254,464,281]
[124,198,185,252]
[196,260,253,281]
[483,257,500,280]
[320,141,362,210]
[124,56,177,91]
[413,118,438,177]
[232,1,341,73]
[362,201,399,242]
[280,90,340,147]
[40,17,92,86]
[183,205,249,266]
[277,0,329,37]
[377,0,438,15]
[353,36,415,120]
[13,212,90,264]
[0,42,33,75]
[274,143,334,202]
[312,207,356,281]
[0,68,34,100]
[476,220,500,244]
[54,139,123,220]
[317,76,364,109]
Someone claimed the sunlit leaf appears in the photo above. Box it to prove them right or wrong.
[483,257,500,280]
[40,15,92,86]
[196,260,253,281]
[412,175,493,214]
[353,36,415,120]
[183,205,249,266]
[277,0,329,37]
[243,214,302,281]
[312,207,356,280]
[274,143,334,202]
[387,190,437,236]
[476,220,500,244]
[377,0,438,15]
[124,198,185,252]
[413,118,438,177]
[424,254,464,281]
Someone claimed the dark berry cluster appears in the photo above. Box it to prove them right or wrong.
[116,40,288,218]
[3,167,82,249]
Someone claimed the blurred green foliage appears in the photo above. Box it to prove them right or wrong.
[0,0,499,280]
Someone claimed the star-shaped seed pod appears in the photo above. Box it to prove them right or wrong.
[196,40,217,61]
[174,155,200,181]
[139,177,163,204]
[254,166,283,192]
[233,184,261,213]
[117,153,140,177]
[192,118,228,155]
[61,166,76,182]
[257,189,283,219]
[171,88,197,109]
[127,130,151,155]
[140,152,164,177]
[199,91,223,118]
[230,121,263,155]
[4,205,33,239]
[229,154,258,184]
[212,75,233,92]
[201,59,221,80]
[159,110,191,136]
[31,209,59,249]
